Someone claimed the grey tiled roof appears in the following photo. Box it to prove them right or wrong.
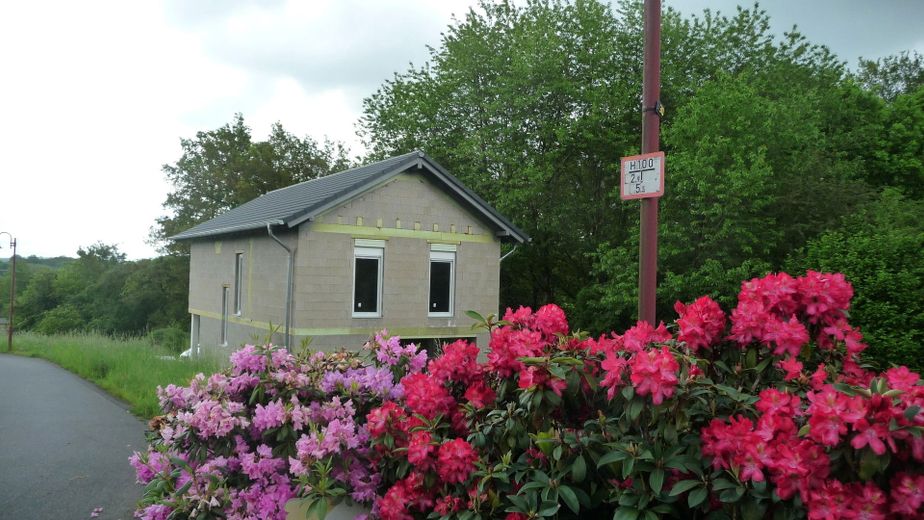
[170,150,529,243]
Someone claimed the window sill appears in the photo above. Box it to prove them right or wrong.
[352,313,382,319]
[428,312,454,318]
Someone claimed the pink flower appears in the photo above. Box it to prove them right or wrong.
[428,339,481,385]
[756,389,801,417]
[401,373,454,419]
[729,299,770,345]
[777,356,803,381]
[600,353,628,400]
[797,271,853,324]
[253,399,286,432]
[137,504,172,520]
[533,303,569,339]
[629,346,679,405]
[621,321,672,353]
[810,364,828,389]
[674,296,726,351]
[850,419,889,455]
[763,315,809,357]
[436,439,478,484]
[890,472,924,516]
[502,306,533,327]
[463,380,496,409]
[407,431,434,468]
[885,366,920,391]
[366,401,406,438]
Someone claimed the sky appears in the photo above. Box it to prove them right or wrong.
[1,0,922,260]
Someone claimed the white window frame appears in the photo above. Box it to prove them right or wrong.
[233,252,244,316]
[428,247,456,318]
[352,240,384,318]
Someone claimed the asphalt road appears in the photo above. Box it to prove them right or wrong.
[0,354,148,520]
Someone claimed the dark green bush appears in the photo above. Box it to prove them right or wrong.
[148,325,188,354]
[787,188,924,370]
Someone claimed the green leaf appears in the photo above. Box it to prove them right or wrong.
[465,310,486,323]
[904,405,921,421]
[858,448,890,480]
[519,481,547,493]
[711,478,738,491]
[536,502,560,517]
[571,455,587,483]
[649,468,665,495]
[688,487,708,508]
[306,498,328,520]
[613,507,639,520]
[628,399,644,420]
[597,450,629,467]
[669,480,702,496]
[719,486,745,503]
[622,457,635,479]
[559,485,580,514]
[506,494,528,511]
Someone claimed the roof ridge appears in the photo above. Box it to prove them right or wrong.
[260,150,422,197]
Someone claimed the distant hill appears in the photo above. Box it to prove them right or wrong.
[0,256,74,271]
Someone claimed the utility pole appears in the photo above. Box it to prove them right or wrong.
[1,232,15,352]
[638,0,661,325]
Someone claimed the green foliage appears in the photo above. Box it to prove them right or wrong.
[787,189,924,371]
[152,114,352,253]
[12,332,220,418]
[13,244,190,340]
[147,325,188,355]
[856,50,924,102]
[358,0,908,338]
[34,304,83,335]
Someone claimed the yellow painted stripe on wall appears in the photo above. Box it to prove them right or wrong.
[188,308,476,338]
[308,223,495,244]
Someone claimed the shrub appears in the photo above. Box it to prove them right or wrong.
[133,272,923,519]
[148,326,189,354]
[130,334,426,519]
[34,304,84,334]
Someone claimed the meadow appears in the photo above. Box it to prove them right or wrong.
[11,332,221,418]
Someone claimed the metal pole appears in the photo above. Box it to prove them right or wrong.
[638,0,661,325]
[7,238,15,352]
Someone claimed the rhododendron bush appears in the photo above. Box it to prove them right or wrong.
[132,271,923,519]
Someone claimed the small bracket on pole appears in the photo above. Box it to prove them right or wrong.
[643,100,665,118]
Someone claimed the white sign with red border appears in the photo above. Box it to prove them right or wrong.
[620,151,665,200]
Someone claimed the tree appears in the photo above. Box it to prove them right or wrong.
[786,189,924,370]
[152,114,353,252]
[359,0,876,331]
[856,50,924,102]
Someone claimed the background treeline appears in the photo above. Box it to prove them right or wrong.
[3,0,921,368]
[0,245,190,350]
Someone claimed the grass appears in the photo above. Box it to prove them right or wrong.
[10,332,223,419]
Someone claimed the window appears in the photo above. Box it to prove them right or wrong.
[234,252,244,315]
[220,286,230,346]
[429,245,456,317]
[353,240,384,317]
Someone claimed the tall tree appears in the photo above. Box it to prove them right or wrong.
[359,0,873,330]
[152,114,352,252]
[856,50,924,102]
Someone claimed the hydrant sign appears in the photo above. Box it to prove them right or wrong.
[620,151,665,200]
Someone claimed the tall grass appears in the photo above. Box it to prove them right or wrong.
[11,332,223,419]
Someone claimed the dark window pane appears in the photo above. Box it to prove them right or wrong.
[429,261,451,313]
[354,258,379,313]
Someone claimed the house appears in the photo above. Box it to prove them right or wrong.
[171,150,529,353]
